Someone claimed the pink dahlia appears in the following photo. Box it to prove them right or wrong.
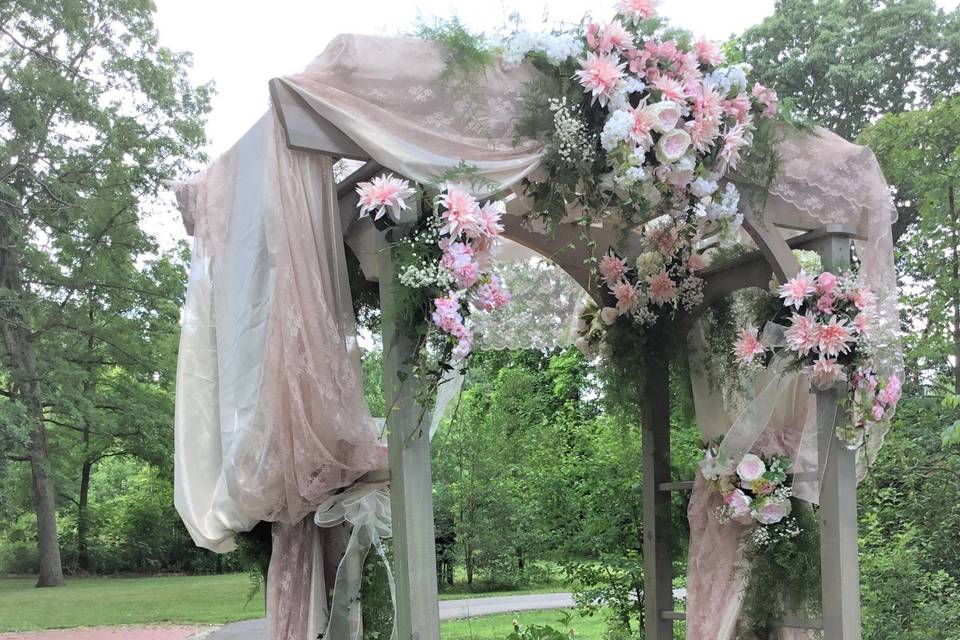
[432,294,464,334]
[807,355,845,387]
[778,270,816,309]
[476,200,505,238]
[733,327,766,364]
[879,374,902,406]
[815,316,855,357]
[647,270,678,305]
[575,52,627,107]
[612,280,641,314]
[356,174,415,221]
[439,187,481,238]
[599,253,629,286]
[784,312,818,355]
[599,20,633,52]
[685,116,720,154]
[848,287,877,311]
[720,123,750,168]
[617,0,657,20]
[854,311,871,336]
[653,75,688,103]
[722,93,751,124]
[629,106,655,148]
[686,253,706,271]
[694,38,725,66]
[751,82,779,118]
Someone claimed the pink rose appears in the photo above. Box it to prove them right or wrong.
[755,497,791,525]
[736,453,766,482]
[724,489,752,518]
[816,271,838,295]
[600,307,619,325]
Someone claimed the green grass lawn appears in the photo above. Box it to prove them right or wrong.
[441,609,602,640]
[0,574,266,632]
[0,574,575,633]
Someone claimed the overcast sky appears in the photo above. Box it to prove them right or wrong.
[149,0,958,243]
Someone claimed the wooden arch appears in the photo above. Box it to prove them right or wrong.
[272,80,865,640]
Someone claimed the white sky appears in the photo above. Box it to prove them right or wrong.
[149,0,959,244]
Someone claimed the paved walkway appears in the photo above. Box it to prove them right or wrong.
[0,625,210,640]
[204,592,575,640]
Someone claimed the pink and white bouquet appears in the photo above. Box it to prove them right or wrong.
[356,175,511,361]
[732,269,902,448]
[700,445,793,527]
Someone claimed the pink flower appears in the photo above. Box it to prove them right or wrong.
[599,20,633,52]
[647,270,677,305]
[751,82,779,118]
[452,336,472,359]
[599,253,629,286]
[653,76,688,103]
[356,174,416,221]
[473,275,511,312]
[815,316,855,357]
[723,489,752,517]
[720,123,750,168]
[736,453,766,482]
[694,38,725,66]
[575,52,627,107]
[733,327,766,364]
[722,93,751,124]
[778,270,816,309]
[807,355,845,387]
[686,253,706,271]
[816,271,838,295]
[755,497,791,525]
[629,106,655,148]
[785,312,818,355]
[685,116,721,153]
[854,312,871,336]
[476,201,505,238]
[612,280,640,314]
[815,294,835,314]
[872,403,885,421]
[439,188,480,237]
[440,240,480,288]
[848,288,877,311]
[879,374,902,406]
[617,0,657,20]
[648,224,679,255]
[432,293,464,335]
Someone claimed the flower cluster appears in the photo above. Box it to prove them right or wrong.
[355,176,511,361]
[733,269,902,448]
[700,446,794,527]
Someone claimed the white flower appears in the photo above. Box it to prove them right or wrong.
[705,63,753,95]
[655,129,692,164]
[542,33,582,64]
[690,177,718,198]
[600,306,619,325]
[736,453,766,482]
[645,100,682,133]
[635,251,663,277]
[601,109,635,151]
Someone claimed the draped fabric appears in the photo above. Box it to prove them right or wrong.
[172,33,900,640]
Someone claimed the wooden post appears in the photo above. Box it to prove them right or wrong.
[642,356,674,640]
[378,231,441,640]
[814,236,862,639]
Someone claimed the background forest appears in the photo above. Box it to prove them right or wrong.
[1,1,960,639]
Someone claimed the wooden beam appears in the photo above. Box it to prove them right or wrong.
[642,355,674,640]
[813,235,862,640]
[660,611,686,621]
[378,229,441,640]
[658,481,695,492]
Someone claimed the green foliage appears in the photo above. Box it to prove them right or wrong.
[415,16,494,82]
[506,612,576,640]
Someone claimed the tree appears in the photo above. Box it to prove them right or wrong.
[737,0,959,239]
[858,98,960,389]
[0,0,209,585]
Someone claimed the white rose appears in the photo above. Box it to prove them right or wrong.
[644,100,682,134]
[723,489,752,518]
[574,336,593,356]
[736,453,766,482]
[655,129,692,164]
[600,307,619,325]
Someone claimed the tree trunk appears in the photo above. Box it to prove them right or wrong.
[77,458,92,573]
[465,544,474,585]
[0,214,64,587]
[951,185,960,394]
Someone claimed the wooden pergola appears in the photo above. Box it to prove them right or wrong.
[269,76,864,640]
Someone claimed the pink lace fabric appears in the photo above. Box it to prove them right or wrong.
[173,111,387,639]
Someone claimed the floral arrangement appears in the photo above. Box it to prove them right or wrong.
[699,445,793,528]
[355,175,511,361]
[498,3,784,351]
[732,269,902,447]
